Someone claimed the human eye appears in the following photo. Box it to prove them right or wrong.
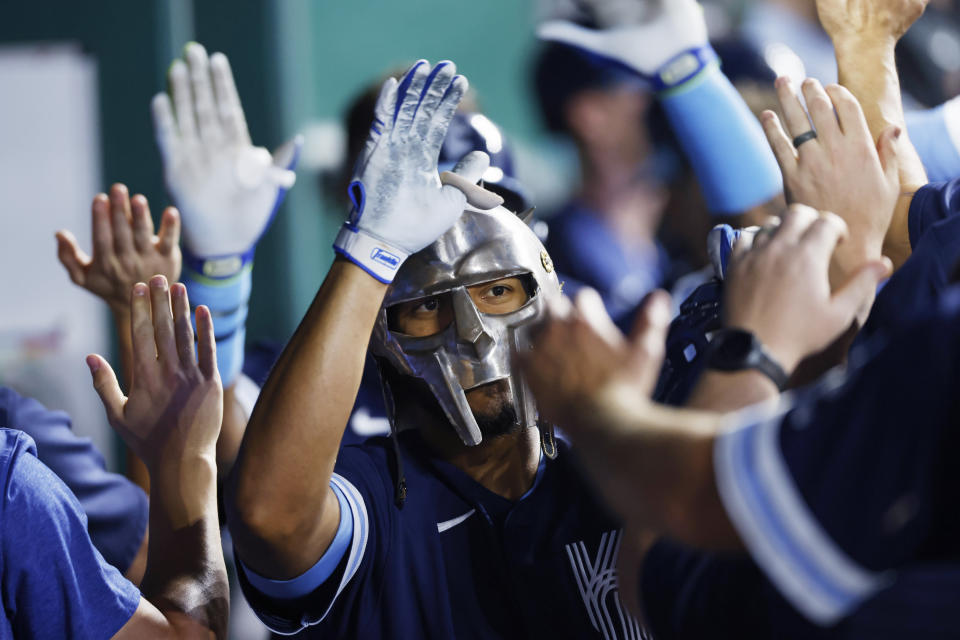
[487,284,511,298]
[414,297,440,314]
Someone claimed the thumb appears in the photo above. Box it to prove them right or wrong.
[86,355,125,426]
[271,134,304,171]
[574,287,622,347]
[537,20,605,50]
[876,125,901,187]
[55,230,89,286]
[831,258,893,323]
[267,136,302,190]
[440,151,504,210]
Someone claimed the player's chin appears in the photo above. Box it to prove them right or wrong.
[466,380,520,439]
[465,379,511,412]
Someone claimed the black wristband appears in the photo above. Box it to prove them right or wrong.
[705,328,789,390]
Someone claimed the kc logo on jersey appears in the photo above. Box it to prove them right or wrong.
[565,530,650,640]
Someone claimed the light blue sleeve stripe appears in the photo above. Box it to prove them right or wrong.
[329,473,369,590]
[660,65,783,215]
[906,99,960,183]
[240,479,355,600]
[714,407,891,625]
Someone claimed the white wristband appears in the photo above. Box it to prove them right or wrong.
[333,226,410,284]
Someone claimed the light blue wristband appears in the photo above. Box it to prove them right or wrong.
[181,259,252,387]
[660,64,783,215]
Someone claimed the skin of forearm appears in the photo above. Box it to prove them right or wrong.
[835,38,926,269]
[110,306,153,493]
[685,370,780,413]
[215,386,246,480]
[140,454,228,639]
[227,259,387,577]
[581,383,743,550]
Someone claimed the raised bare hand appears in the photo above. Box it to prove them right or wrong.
[57,184,181,314]
[86,276,221,472]
[761,78,899,283]
[519,288,672,430]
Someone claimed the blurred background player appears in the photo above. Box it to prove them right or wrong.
[533,0,783,327]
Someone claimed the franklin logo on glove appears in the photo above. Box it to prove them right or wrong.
[370,248,400,269]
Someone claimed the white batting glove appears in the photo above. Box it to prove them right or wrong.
[152,42,301,277]
[334,60,500,283]
[538,0,715,92]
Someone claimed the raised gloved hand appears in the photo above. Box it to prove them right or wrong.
[537,0,715,92]
[152,42,301,277]
[334,60,503,283]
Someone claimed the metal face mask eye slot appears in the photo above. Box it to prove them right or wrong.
[385,292,453,339]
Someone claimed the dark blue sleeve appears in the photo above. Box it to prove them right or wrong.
[0,387,147,574]
[906,179,960,247]
[860,180,960,340]
[833,564,960,638]
[0,429,141,638]
[715,293,960,624]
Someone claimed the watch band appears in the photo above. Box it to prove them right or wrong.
[705,328,789,390]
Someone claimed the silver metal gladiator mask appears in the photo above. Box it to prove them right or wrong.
[370,204,561,448]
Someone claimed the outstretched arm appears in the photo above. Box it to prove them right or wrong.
[152,43,302,480]
[86,277,228,639]
[818,0,929,267]
[57,184,180,495]
[538,0,782,215]
[688,78,901,413]
[226,60,492,580]
[520,205,889,545]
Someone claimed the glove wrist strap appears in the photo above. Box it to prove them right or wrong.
[333,225,409,284]
[652,45,718,93]
[182,247,256,280]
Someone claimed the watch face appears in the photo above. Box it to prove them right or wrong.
[716,330,754,363]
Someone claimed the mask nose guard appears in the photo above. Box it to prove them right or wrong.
[452,288,495,360]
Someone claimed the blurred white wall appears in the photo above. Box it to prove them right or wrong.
[0,43,113,466]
